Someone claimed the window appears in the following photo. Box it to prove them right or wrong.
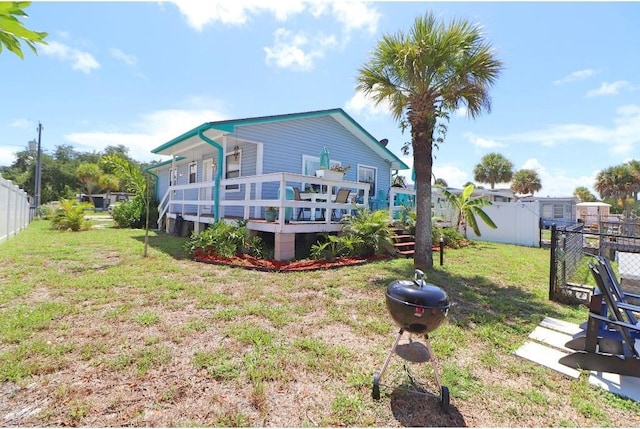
[302,155,320,176]
[169,168,177,187]
[225,152,240,191]
[553,204,564,219]
[189,162,197,184]
[358,165,377,198]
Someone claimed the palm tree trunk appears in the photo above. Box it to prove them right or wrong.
[411,109,436,270]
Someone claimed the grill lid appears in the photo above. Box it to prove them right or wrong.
[386,270,449,309]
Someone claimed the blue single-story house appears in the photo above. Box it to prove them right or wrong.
[146,108,409,260]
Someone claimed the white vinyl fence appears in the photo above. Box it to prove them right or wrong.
[0,174,31,243]
[467,201,541,247]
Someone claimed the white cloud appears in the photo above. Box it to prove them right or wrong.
[40,40,100,74]
[168,0,378,33]
[469,104,640,156]
[586,80,633,98]
[344,90,390,118]
[264,28,336,71]
[109,48,137,66]
[63,107,228,163]
[516,158,597,197]
[10,118,33,129]
[330,1,380,33]
[553,68,597,85]
[463,132,504,149]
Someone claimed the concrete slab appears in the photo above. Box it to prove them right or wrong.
[528,326,574,353]
[515,317,640,402]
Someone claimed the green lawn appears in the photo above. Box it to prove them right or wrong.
[0,220,638,427]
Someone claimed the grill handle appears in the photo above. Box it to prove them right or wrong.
[414,269,426,288]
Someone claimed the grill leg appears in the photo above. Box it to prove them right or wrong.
[377,328,404,382]
[424,334,442,389]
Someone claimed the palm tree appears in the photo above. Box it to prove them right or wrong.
[438,184,496,238]
[473,153,513,189]
[573,186,596,203]
[356,12,503,269]
[510,169,542,196]
[76,162,103,206]
[434,177,448,188]
[595,164,636,218]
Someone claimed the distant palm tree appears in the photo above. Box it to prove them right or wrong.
[434,178,448,188]
[573,186,596,203]
[511,169,542,196]
[356,12,503,269]
[473,153,513,189]
[595,162,640,219]
[76,162,102,206]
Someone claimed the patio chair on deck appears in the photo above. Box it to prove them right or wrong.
[293,187,311,221]
[559,259,640,377]
[331,188,351,221]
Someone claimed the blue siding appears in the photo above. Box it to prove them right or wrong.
[152,113,395,214]
[235,115,392,199]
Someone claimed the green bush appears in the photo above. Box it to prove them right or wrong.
[339,208,392,257]
[184,220,266,259]
[433,225,466,248]
[309,234,363,261]
[112,196,158,229]
[50,199,93,231]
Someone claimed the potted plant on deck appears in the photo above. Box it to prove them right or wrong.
[265,207,279,222]
[316,163,350,181]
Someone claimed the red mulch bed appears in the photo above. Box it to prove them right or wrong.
[192,250,392,272]
[192,246,443,272]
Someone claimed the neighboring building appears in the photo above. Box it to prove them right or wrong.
[78,192,135,210]
[146,108,409,260]
[519,196,579,229]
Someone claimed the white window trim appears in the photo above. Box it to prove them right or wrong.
[188,162,197,184]
[225,151,241,192]
[357,164,378,197]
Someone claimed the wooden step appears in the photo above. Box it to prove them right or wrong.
[396,249,415,257]
[393,241,416,248]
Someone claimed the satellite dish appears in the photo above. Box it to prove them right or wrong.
[379,138,388,147]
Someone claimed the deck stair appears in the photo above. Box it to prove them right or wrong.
[390,226,415,258]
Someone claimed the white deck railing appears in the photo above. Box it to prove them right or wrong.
[157,172,371,227]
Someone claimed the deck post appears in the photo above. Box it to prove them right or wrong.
[274,232,296,261]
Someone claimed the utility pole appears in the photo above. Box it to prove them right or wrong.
[35,122,43,213]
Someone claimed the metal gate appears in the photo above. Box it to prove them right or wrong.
[549,221,640,303]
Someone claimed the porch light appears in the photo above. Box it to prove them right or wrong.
[233,144,240,161]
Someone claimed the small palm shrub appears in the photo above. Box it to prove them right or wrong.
[340,208,393,256]
[51,199,93,231]
[184,220,267,259]
[309,234,364,261]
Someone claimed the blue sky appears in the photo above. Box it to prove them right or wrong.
[2,1,640,198]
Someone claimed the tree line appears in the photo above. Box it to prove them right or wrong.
[0,144,155,205]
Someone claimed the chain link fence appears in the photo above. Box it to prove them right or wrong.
[549,222,640,304]
[0,174,32,243]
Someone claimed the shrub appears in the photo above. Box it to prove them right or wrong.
[184,220,266,259]
[112,196,158,229]
[340,208,393,257]
[50,199,93,231]
[310,234,363,261]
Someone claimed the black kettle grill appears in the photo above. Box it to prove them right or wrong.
[372,269,450,411]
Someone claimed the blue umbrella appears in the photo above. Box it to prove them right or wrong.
[319,147,330,169]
